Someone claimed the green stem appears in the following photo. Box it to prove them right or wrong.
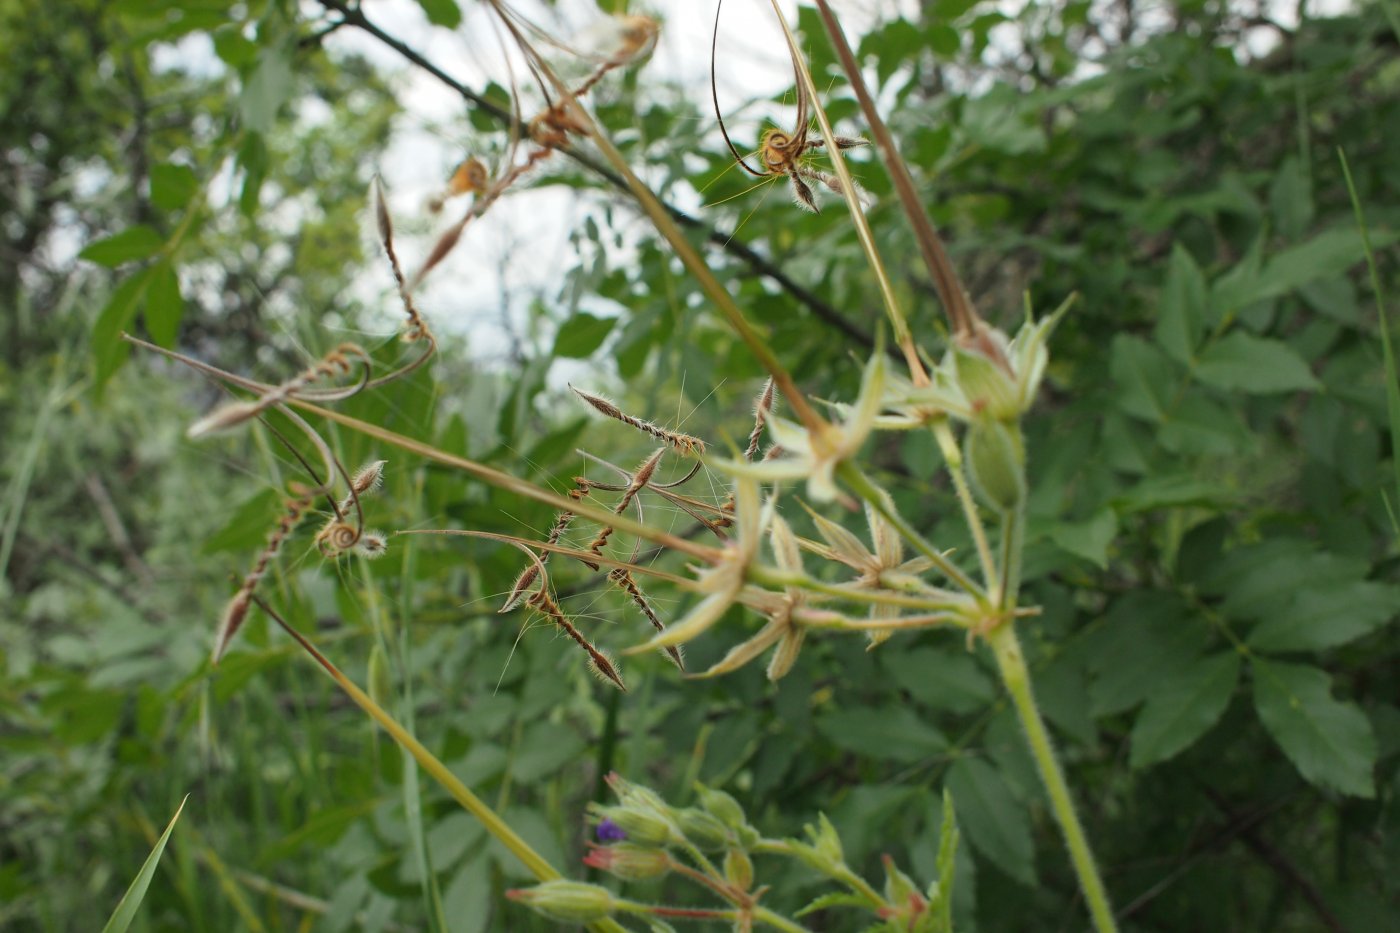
[836,461,986,601]
[752,906,816,933]
[987,624,1117,933]
[931,420,997,592]
[998,508,1024,610]
[752,839,884,908]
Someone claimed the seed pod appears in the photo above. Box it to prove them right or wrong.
[724,848,754,890]
[505,880,616,923]
[964,419,1026,513]
[672,807,731,851]
[583,843,672,881]
[695,784,747,831]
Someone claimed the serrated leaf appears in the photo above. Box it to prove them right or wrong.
[882,648,994,714]
[1087,592,1208,716]
[1130,652,1239,767]
[1253,659,1375,797]
[1247,581,1397,653]
[415,0,462,28]
[945,758,1033,885]
[1155,244,1206,363]
[1046,508,1117,568]
[142,261,183,348]
[101,795,188,933]
[93,266,157,391]
[81,226,165,267]
[150,163,198,212]
[795,891,873,917]
[1259,227,1396,300]
[817,707,946,762]
[1159,393,1247,456]
[1195,332,1319,394]
[552,312,616,358]
[1108,335,1177,421]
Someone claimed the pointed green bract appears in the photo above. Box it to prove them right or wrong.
[101,795,189,933]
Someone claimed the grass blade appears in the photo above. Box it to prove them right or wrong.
[102,795,190,933]
[1338,148,1400,525]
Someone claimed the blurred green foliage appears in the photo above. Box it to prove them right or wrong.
[2,0,1398,930]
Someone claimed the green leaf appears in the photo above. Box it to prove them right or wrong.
[1259,227,1396,300]
[1155,244,1207,364]
[414,0,462,28]
[1194,332,1320,394]
[817,707,947,762]
[258,799,378,866]
[101,795,189,933]
[240,43,294,135]
[945,758,1034,885]
[93,266,157,391]
[1108,335,1176,421]
[150,163,198,212]
[1269,157,1314,242]
[1159,393,1247,456]
[80,226,165,267]
[201,489,280,555]
[882,648,994,714]
[552,312,616,358]
[1086,592,1209,716]
[142,261,183,348]
[1046,508,1117,568]
[510,722,587,783]
[1130,652,1239,768]
[1247,581,1397,653]
[1110,474,1234,513]
[1253,659,1375,797]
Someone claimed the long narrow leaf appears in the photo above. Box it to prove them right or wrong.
[102,795,190,933]
[1338,148,1400,526]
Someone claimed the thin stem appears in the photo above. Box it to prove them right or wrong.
[765,2,926,384]
[987,624,1117,933]
[752,906,816,933]
[999,508,1025,610]
[836,461,986,601]
[931,420,997,593]
[752,838,884,907]
[811,0,977,338]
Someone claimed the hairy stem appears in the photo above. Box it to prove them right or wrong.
[987,623,1117,933]
[931,420,998,593]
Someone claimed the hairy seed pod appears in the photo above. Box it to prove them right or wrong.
[317,521,360,556]
[964,419,1026,513]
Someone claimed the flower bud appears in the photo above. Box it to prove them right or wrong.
[589,804,675,848]
[695,784,746,831]
[723,848,754,890]
[951,328,1019,421]
[672,807,731,851]
[506,880,616,923]
[583,843,672,881]
[964,418,1026,513]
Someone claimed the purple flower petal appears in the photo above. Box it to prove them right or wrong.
[596,818,627,842]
